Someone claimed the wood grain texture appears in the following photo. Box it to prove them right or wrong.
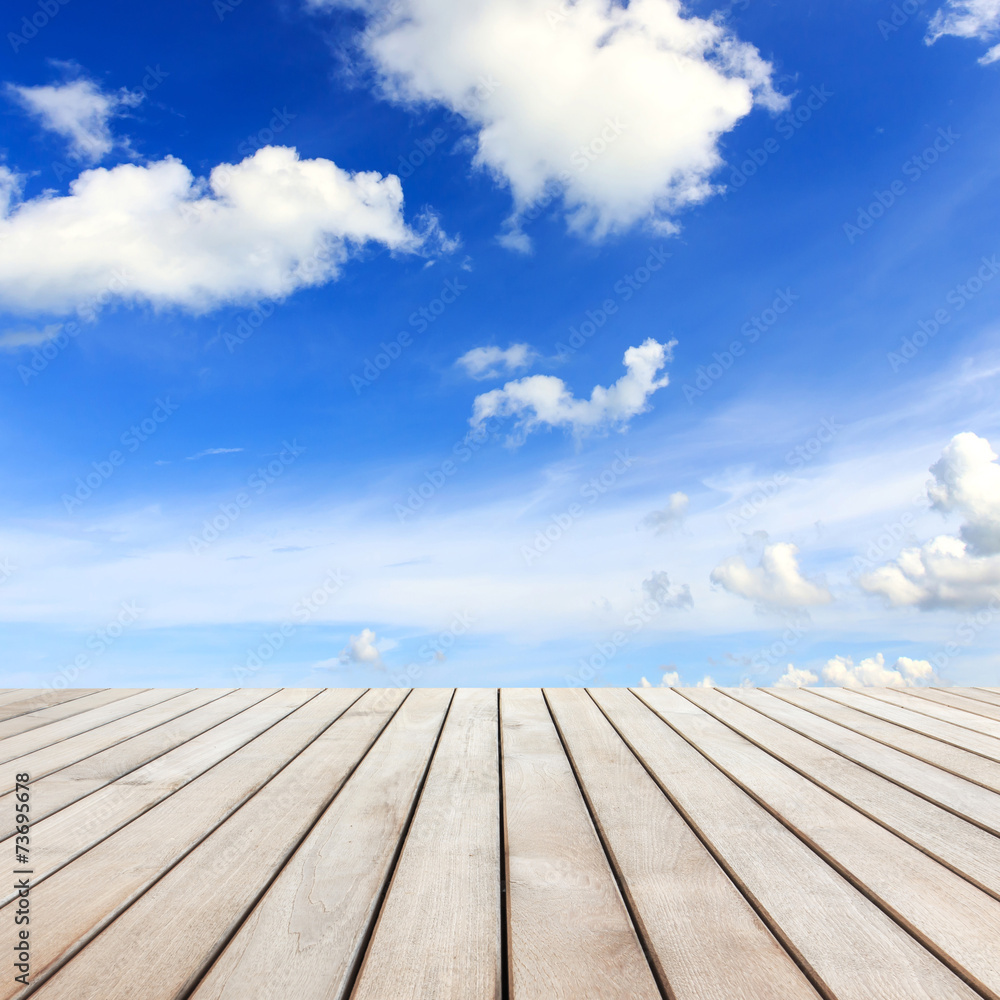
[901,687,1000,725]
[813,687,1000,764]
[684,687,1000,899]
[0,688,149,744]
[734,688,1000,836]
[0,688,312,904]
[351,688,502,1000]
[598,688,980,1000]
[546,687,820,1000]
[857,686,1000,741]
[0,688,352,1000]
[0,689,103,722]
[181,689,450,1000]
[769,687,1000,793]
[0,687,230,807]
[501,688,661,1000]
[956,688,1000,707]
[643,688,1000,999]
[0,688,272,834]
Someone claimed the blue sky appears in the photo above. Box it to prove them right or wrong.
[1,0,999,690]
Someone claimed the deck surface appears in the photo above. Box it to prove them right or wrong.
[3,685,1000,999]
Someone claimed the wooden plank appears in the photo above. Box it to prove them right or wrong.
[0,688,229,804]
[685,687,1000,899]
[498,688,660,1000]
[32,688,429,1000]
[736,688,1000,836]
[0,688,191,765]
[545,687,821,1000]
[593,687,981,1000]
[902,687,1000,725]
[0,690,103,722]
[0,688,365,999]
[0,688,275,841]
[857,686,1000,740]
[350,689,502,1000]
[0,688,148,742]
[951,688,1000,708]
[0,689,316,906]
[639,688,1000,999]
[813,687,1000,764]
[769,687,1000,793]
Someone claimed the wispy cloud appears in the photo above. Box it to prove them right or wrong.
[186,447,244,461]
[0,324,63,351]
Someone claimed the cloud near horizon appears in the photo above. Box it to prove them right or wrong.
[861,432,1000,609]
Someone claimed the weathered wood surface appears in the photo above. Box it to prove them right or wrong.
[0,686,995,999]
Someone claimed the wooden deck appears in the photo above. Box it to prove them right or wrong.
[3,685,1000,999]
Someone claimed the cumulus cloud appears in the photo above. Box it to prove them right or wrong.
[927,0,1000,62]
[314,0,787,243]
[470,337,675,439]
[820,653,933,689]
[711,541,832,608]
[776,664,818,688]
[456,343,536,380]
[639,669,680,688]
[338,627,383,666]
[640,491,689,533]
[642,570,693,610]
[0,323,64,351]
[7,76,143,162]
[861,433,1000,609]
[0,146,435,317]
[695,674,715,688]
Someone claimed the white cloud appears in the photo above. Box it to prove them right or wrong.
[0,146,435,317]
[927,0,1000,61]
[0,323,63,351]
[338,627,383,666]
[639,669,680,688]
[456,343,536,380]
[186,448,244,460]
[861,433,1000,609]
[7,77,142,162]
[711,541,832,608]
[695,674,715,688]
[470,337,675,439]
[776,664,818,687]
[821,653,933,689]
[640,491,689,533]
[642,569,693,610]
[315,0,787,243]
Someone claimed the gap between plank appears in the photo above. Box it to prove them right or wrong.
[639,692,998,1000]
